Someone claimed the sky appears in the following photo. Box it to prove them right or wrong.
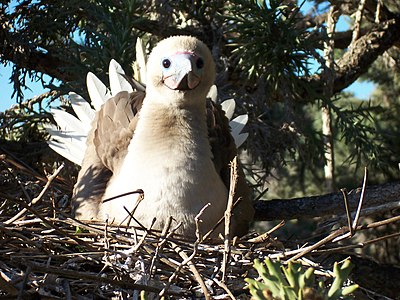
[0,64,54,112]
[0,1,376,113]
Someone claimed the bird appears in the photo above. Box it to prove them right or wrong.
[48,36,254,238]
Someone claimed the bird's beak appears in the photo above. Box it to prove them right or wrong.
[162,53,201,91]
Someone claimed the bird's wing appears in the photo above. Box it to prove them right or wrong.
[93,90,145,172]
[206,100,254,236]
[72,90,145,219]
[46,60,133,165]
[209,88,249,148]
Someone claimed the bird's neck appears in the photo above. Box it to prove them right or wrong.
[130,95,211,159]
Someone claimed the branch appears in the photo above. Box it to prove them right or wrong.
[302,17,400,100]
[0,26,77,82]
[131,16,203,40]
[254,181,400,221]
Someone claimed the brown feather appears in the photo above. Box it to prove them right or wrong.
[207,100,254,236]
[72,91,144,220]
[94,91,144,172]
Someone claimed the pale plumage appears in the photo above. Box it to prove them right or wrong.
[51,36,253,237]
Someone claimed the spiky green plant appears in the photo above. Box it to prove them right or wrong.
[245,258,358,300]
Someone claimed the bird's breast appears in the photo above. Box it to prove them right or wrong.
[99,103,228,235]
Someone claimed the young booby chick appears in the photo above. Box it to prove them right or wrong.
[72,36,254,237]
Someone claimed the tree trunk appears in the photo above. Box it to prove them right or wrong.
[321,6,338,192]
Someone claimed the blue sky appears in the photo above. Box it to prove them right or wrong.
[0,0,376,112]
[0,63,53,112]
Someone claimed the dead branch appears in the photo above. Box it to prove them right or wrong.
[254,181,400,221]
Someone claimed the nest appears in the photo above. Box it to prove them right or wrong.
[1,155,400,299]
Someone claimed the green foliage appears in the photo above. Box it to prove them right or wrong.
[224,0,316,91]
[1,0,145,100]
[246,258,358,300]
[0,101,51,142]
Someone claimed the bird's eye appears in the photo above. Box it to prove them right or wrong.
[162,59,171,69]
[196,58,204,69]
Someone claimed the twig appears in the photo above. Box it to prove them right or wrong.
[318,232,400,255]
[165,241,210,300]
[122,205,149,231]
[331,169,368,243]
[213,278,236,300]
[24,261,188,296]
[0,153,67,189]
[0,271,18,295]
[60,279,72,300]
[222,157,238,282]
[202,197,243,241]
[350,0,367,48]
[5,163,64,224]
[17,266,31,300]
[287,170,369,261]
[361,214,400,230]
[287,228,347,262]
[352,167,368,230]
[102,189,144,203]
[375,0,382,23]
[362,232,400,246]
[5,197,97,251]
[341,188,353,236]
[159,204,211,299]
[247,220,285,243]
[287,213,400,261]
[149,217,182,277]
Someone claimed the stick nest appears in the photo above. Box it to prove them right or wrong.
[1,156,400,299]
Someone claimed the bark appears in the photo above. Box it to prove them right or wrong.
[321,6,337,192]
[303,17,400,100]
[253,182,400,221]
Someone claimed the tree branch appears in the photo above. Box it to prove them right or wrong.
[302,17,400,100]
[0,27,77,82]
[254,182,400,221]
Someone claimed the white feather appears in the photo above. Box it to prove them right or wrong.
[51,109,88,134]
[44,123,86,165]
[44,123,83,139]
[86,72,111,110]
[221,99,235,120]
[233,133,248,148]
[207,85,218,102]
[109,59,133,95]
[48,140,84,165]
[230,114,248,141]
[69,92,95,126]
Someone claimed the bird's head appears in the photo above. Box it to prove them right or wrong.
[145,36,215,106]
